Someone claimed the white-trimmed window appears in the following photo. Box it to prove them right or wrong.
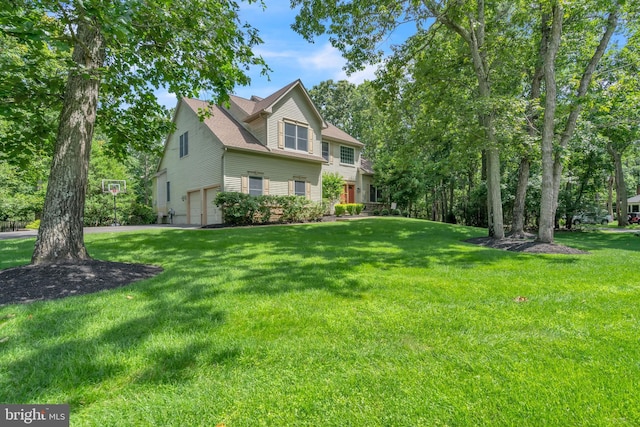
[166,181,171,202]
[322,142,329,161]
[249,176,263,196]
[179,132,189,158]
[340,146,355,165]
[284,122,308,152]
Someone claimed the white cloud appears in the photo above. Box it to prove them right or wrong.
[336,63,379,85]
[302,43,380,84]
[155,90,177,110]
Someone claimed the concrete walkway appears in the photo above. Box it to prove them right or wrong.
[0,224,201,240]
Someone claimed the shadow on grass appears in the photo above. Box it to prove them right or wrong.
[0,273,234,405]
[0,218,596,407]
[88,218,583,297]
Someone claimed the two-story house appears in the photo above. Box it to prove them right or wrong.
[153,79,375,225]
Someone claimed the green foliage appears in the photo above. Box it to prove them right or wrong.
[214,192,259,226]
[322,172,344,202]
[0,19,68,165]
[4,220,639,425]
[24,219,40,229]
[334,203,364,216]
[84,140,155,226]
[0,160,47,222]
[215,192,323,226]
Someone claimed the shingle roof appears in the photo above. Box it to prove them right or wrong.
[181,97,325,163]
[360,157,374,175]
[230,80,313,123]
[628,195,640,203]
[323,122,364,147]
[230,80,364,147]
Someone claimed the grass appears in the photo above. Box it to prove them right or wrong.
[1,218,639,426]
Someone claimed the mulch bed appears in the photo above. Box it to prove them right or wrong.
[0,261,162,307]
[465,236,588,255]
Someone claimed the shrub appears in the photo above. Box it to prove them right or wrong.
[128,203,158,225]
[381,209,390,216]
[25,219,40,229]
[215,192,324,225]
[373,209,381,216]
[334,204,346,217]
[392,208,402,216]
[355,204,364,215]
[215,192,258,226]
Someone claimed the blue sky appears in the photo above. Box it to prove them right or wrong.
[156,2,413,109]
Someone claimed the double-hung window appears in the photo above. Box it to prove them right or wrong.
[249,176,263,196]
[179,132,189,158]
[294,180,306,197]
[322,142,329,161]
[284,122,308,152]
[340,146,355,165]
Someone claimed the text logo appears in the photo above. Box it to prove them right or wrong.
[1,405,69,426]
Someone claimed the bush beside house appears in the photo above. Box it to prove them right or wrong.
[215,192,324,226]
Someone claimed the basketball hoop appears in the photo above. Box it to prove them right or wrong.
[110,187,119,196]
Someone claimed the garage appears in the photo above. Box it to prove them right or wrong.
[204,188,222,225]
[188,190,202,225]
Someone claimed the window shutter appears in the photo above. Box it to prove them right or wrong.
[264,178,270,195]
[308,128,314,154]
[305,182,311,199]
[288,180,294,195]
[278,121,284,149]
[241,176,248,194]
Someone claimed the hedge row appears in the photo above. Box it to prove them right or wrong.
[215,192,324,226]
[334,203,364,216]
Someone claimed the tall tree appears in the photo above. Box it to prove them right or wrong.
[593,48,640,226]
[1,0,266,264]
[538,2,620,242]
[292,0,509,238]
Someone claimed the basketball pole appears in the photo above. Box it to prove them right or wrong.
[112,189,118,226]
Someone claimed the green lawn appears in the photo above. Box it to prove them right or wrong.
[1,218,639,426]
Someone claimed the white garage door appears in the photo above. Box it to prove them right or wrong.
[188,190,202,225]
[205,188,222,225]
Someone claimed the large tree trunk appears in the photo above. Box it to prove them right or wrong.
[607,175,614,220]
[511,158,530,237]
[512,10,550,238]
[431,0,504,239]
[538,4,563,244]
[32,18,105,265]
[608,144,629,226]
[548,8,619,233]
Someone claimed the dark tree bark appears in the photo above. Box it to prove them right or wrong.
[607,143,629,226]
[32,18,105,265]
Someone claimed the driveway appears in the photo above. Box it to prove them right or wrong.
[0,224,201,240]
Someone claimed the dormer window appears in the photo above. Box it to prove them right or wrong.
[284,122,308,152]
